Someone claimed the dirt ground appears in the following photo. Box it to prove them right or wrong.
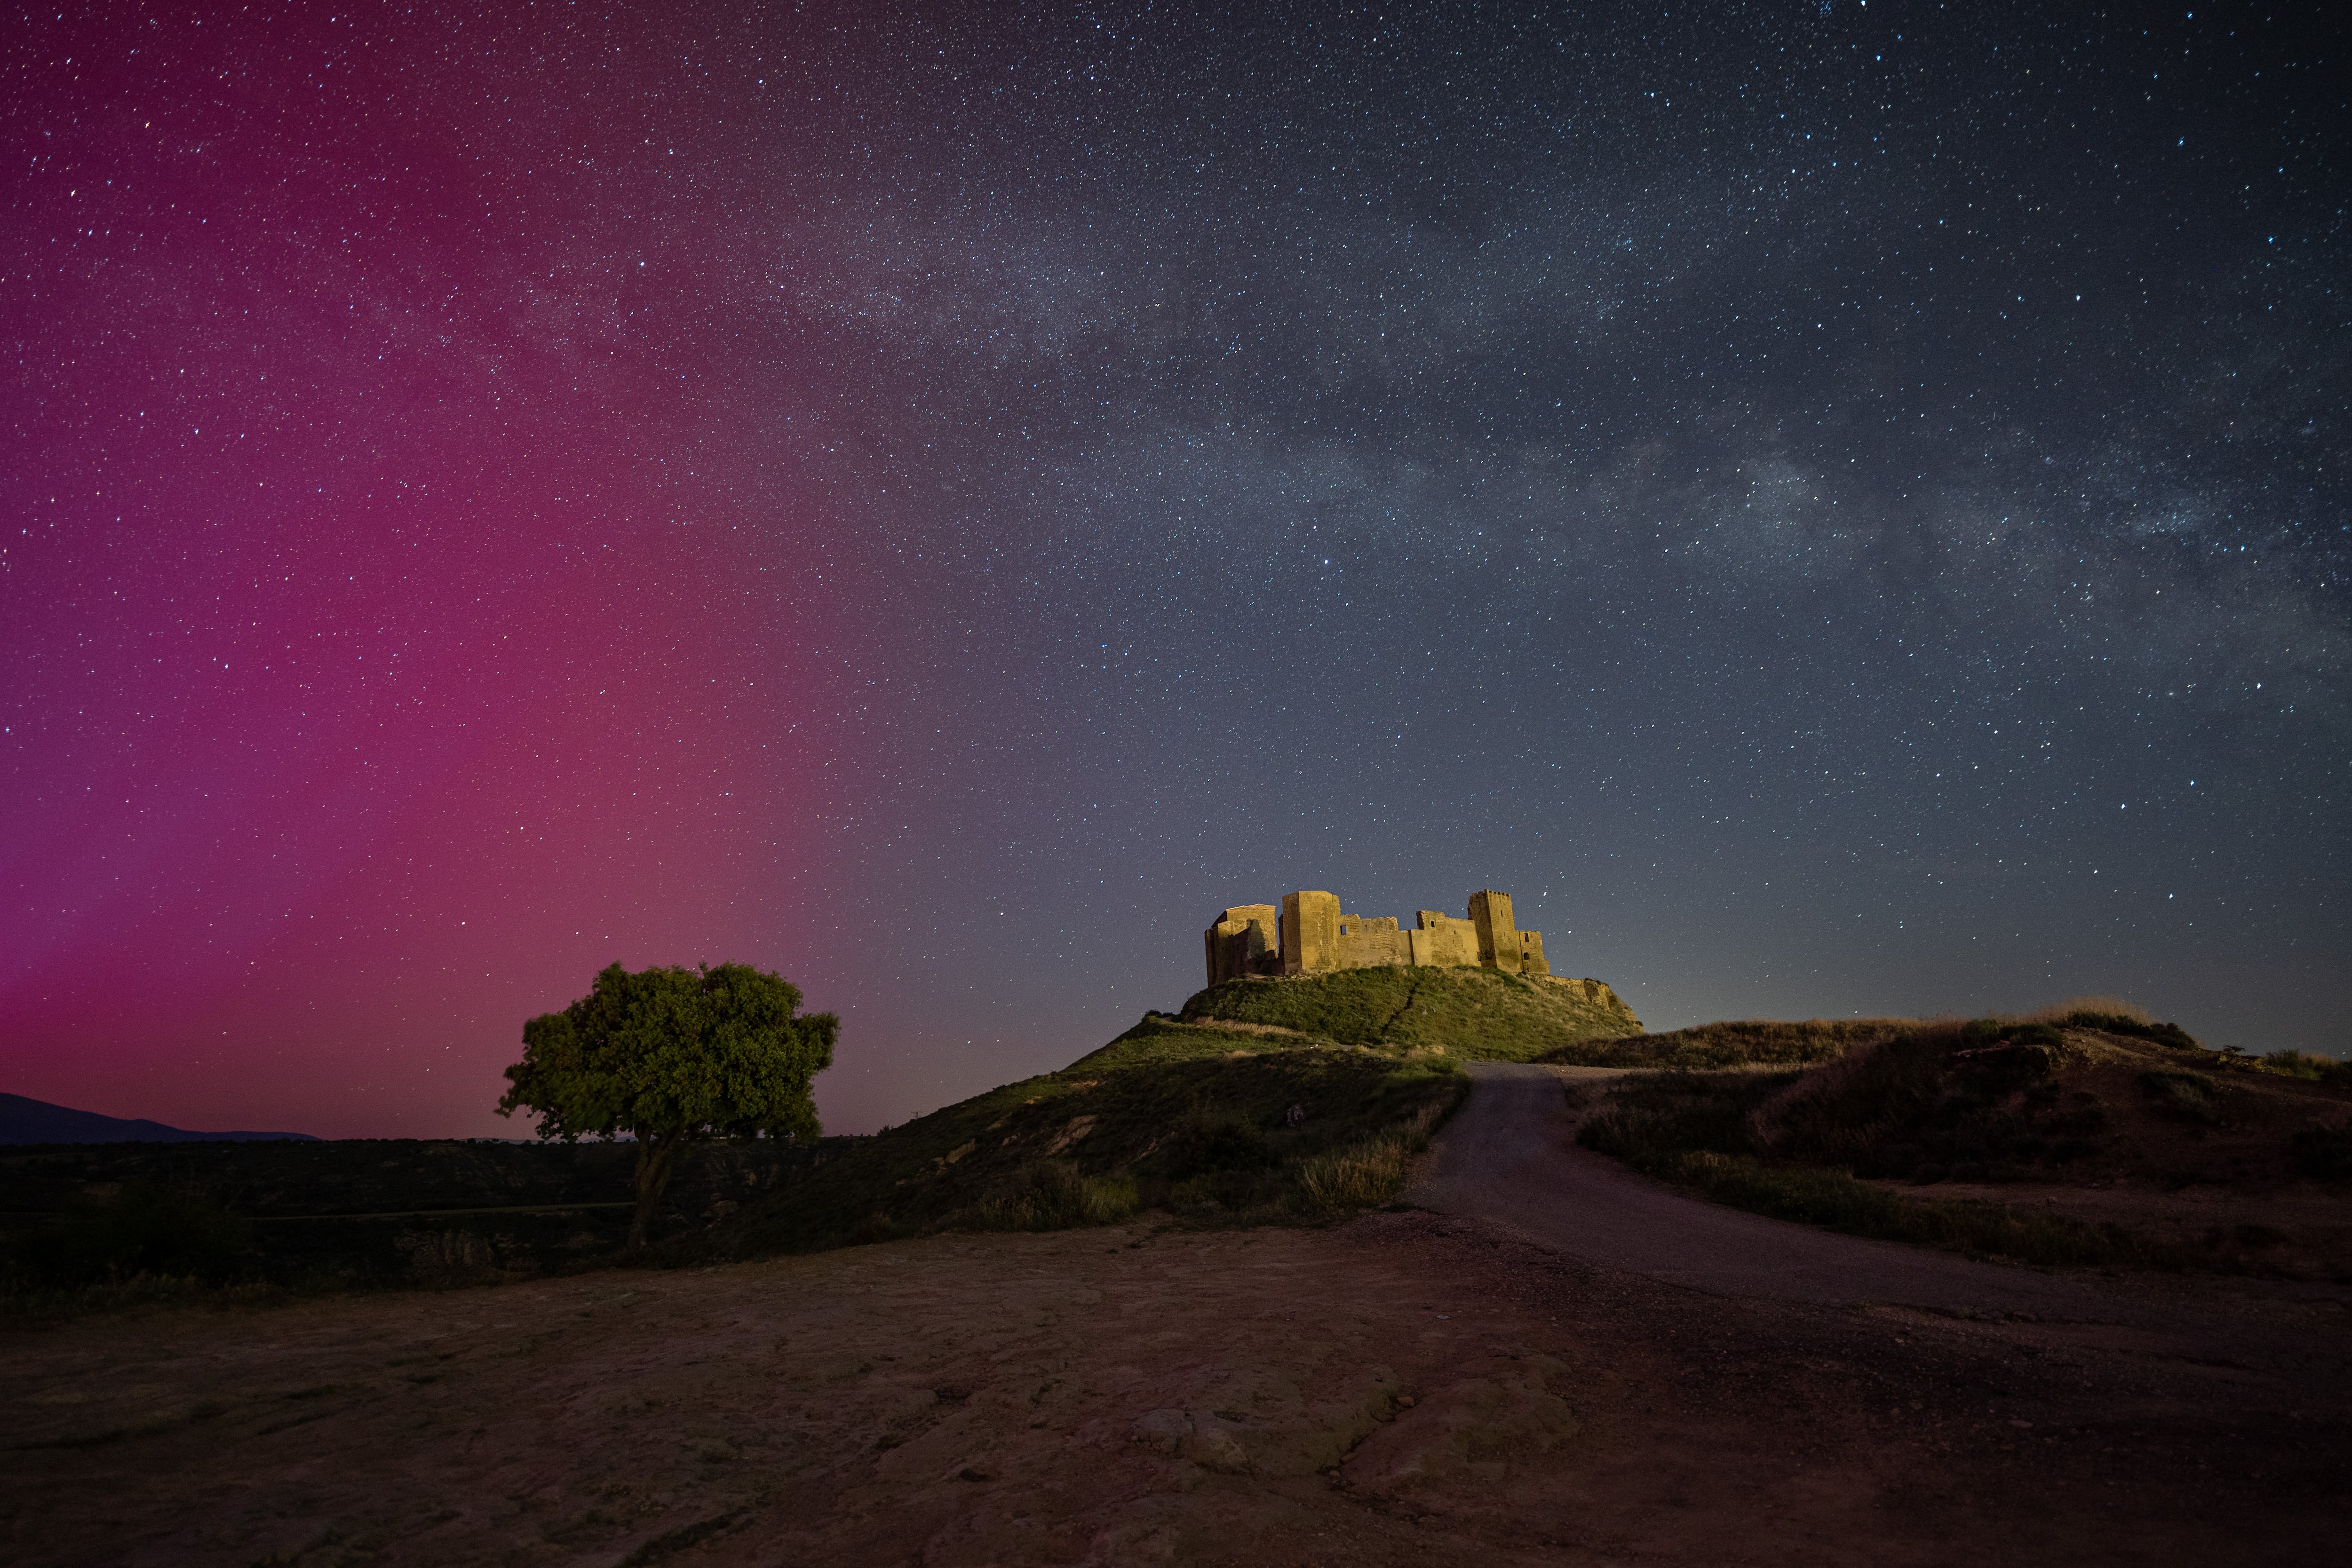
[7,1212,2348,1567]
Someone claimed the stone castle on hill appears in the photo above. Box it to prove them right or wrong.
[1204,888,1551,987]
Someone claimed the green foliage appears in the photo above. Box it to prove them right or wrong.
[500,962,836,1145]
[500,962,836,1245]
[1544,1016,1909,1069]
[1177,966,1637,1061]
[14,1181,253,1286]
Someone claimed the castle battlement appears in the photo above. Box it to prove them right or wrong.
[1203,888,1549,986]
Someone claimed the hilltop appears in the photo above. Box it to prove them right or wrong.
[1176,966,1641,1057]
[682,967,1643,1262]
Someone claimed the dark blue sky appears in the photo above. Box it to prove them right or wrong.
[6,1,2344,1137]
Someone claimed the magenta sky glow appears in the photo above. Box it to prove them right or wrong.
[8,3,2347,1140]
[6,5,863,1136]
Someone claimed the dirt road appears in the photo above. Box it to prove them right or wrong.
[1411,1062,2350,1367]
[1413,1063,2130,1315]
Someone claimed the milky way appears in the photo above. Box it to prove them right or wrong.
[5,2,2344,1137]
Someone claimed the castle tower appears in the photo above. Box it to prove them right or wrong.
[1468,888,1520,974]
[1279,890,1340,975]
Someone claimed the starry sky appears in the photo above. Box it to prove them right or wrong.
[5,1,2345,1139]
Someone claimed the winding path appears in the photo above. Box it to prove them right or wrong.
[1408,1061,2140,1322]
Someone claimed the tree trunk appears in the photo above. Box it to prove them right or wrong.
[628,1131,686,1250]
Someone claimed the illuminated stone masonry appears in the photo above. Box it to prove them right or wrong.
[1202,888,1551,987]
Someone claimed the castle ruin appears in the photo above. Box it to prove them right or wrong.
[1203,888,1550,987]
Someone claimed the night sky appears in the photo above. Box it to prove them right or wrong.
[5,2,2345,1140]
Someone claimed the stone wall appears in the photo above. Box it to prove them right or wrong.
[1205,887,1555,986]
[1204,904,1282,986]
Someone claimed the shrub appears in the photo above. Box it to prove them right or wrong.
[2139,1070,2227,1126]
[2262,1050,2352,1087]
[1296,1137,1414,1208]
[1166,1111,1272,1176]
[976,1161,1138,1230]
[1293,1098,1453,1211]
[2059,1011,2201,1051]
[2033,994,2154,1025]
[14,1182,254,1286]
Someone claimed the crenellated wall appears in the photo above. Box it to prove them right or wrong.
[1204,887,1554,986]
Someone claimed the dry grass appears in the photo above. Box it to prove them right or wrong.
[1295,1098,1454,1210]
[975,1163,1140,1230]
[1543,1017,1914,1069]
[2023,994,2155,1025]
[1296,1140,1414,1207]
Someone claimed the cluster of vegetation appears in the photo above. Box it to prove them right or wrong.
[681,1014,1466,1262]
[0,1180,279,1319]
[1540,1016,1915,1070]
[2255,1049,2352,1088]
[1574,1003,2352,1270]
[8,966,1486,1312]
[1590,1017,2115,1187]
[500,961,838,1248]
[1176,965,1637,1059]
[2139,1069,2231,1127]
[2048,1007,2200,1051]
[1576,1069,2187,1269]
[0,1137,825,1315]
[12,1181,255,1287]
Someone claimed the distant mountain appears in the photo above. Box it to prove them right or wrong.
[0,1093,319,1146]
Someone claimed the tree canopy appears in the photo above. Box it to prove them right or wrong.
[498,961,837,1246]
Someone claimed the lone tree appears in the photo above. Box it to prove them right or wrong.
[498,962,837,1249]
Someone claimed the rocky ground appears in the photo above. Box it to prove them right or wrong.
[7,1211,2346,1567]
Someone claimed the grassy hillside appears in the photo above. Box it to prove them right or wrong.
[682,1011,1466,1262]
[1176,966,1641,1059]
[1540,1016,1912,1069]
[1575,1013,2352,1273]
[685,965,1645,1263]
